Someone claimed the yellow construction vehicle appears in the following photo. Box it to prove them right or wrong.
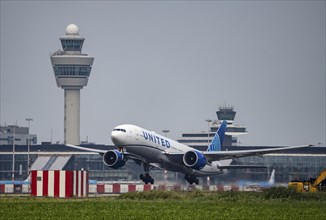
[288,169,326,192]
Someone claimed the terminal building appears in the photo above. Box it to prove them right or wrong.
[0,106,325,185]
[0,143,325,184]
[0,125,37,146]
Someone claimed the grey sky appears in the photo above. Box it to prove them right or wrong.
[0,1,325,146]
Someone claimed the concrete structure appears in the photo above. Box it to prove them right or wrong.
[0,125,37,145]
[50,24,94,145]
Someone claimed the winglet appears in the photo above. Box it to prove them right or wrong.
[207,120,227,152]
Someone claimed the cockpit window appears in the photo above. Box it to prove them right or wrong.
[113,128,126,132]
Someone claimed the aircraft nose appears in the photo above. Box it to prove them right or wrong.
[111,131,119,145]
[111,130,124,146]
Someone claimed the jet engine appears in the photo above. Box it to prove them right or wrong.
[183,150,207,170]
[103,150,126,169]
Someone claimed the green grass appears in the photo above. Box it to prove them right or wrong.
[1,187,325,220]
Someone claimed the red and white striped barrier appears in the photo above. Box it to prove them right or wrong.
[0,183,30,194]
[1,181,252,195]
[31,170,88,198]
[95,183,153,194]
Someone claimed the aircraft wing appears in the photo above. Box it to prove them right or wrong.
[66,144,108,154]
[165,144,312,163]
[65,144,143,161]
[202,144,313,161]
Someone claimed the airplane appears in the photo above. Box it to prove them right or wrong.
[67,121,312,185]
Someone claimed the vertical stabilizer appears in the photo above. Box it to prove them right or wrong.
[207,120,227,152]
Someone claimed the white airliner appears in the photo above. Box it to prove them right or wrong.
[67,121,311,185]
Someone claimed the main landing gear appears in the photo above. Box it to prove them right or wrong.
[140,163,154,184]
[185,174,199,185]
[140,173,154,184]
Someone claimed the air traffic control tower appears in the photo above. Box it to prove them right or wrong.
[50,24,94,145]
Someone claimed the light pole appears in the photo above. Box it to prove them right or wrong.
[12,120,17,181]
[162,129,170,137]
[26,118,33,177]
[205,119,212,148]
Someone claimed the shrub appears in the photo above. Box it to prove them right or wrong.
[216,190,240,202]
[263,186,302,200]
[118,190,182,200]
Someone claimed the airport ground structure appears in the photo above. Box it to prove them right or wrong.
[0,144,325,185]
[50,24,94,145]
[178,105,247,148]
[0,125,37,146]
[1,105,325,185]
[0,178,265,195]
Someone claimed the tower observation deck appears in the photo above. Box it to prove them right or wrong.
[50,24,94,145]
[216,106,236,124]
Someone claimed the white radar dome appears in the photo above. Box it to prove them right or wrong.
[65,24,79,35]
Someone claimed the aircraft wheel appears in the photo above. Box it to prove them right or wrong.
[185,174,198,185]
[141,173,154,184]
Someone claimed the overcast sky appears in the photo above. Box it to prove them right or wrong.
[0,1,325,146]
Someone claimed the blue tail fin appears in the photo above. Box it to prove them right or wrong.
[207,120,227,152]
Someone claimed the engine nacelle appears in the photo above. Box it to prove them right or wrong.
[103,150,126,169]
[183,150,207,170]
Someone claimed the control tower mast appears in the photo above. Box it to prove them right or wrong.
[50,24,94,145]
